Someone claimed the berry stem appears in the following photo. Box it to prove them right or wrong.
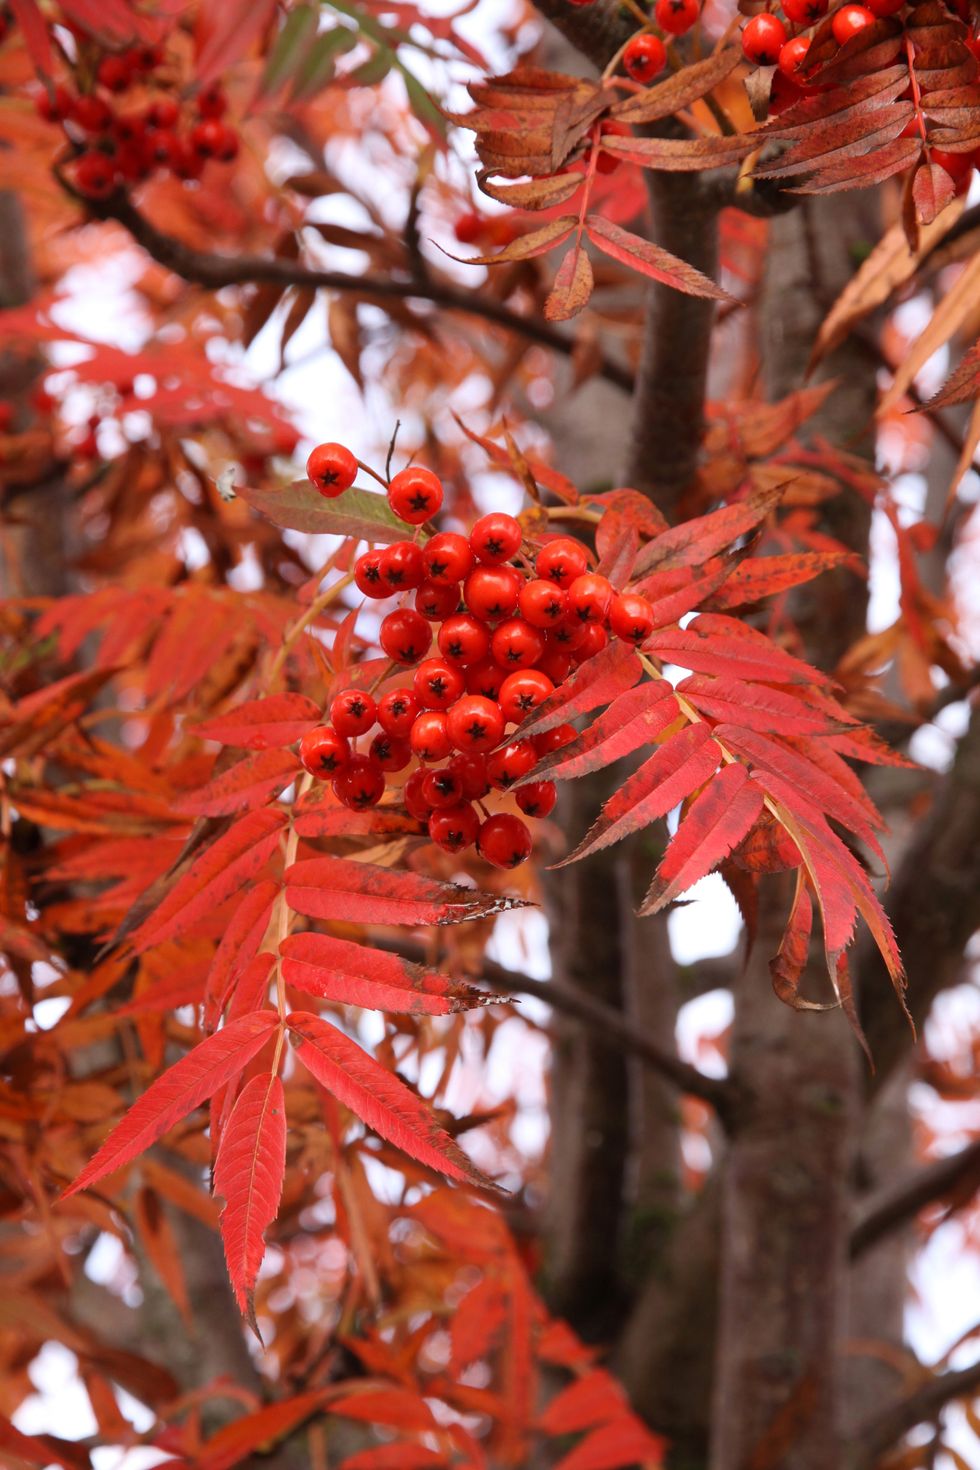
[273,771,312,1024]
[356,458,389,489]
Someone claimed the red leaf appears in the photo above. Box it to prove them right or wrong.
[632,560,735,625]
[515,640,643,739]
[769,870,832,1010]
[538,1369,627,1434]
[703,551,855,609]
[9,0,53,75]
[545,239,594,322]
[553,1416,666,1470]
[645,620,832,688]
[285,856,526,927]
[177,750,300,817]
[280,932,494,1014]
[639,763,765,914]
[442,216,579,266]
[287,1011,497,1189]
[132,810,287,952]
[197,1390,328,1470]
[586,215,734,302]
[203,880,279,1031]
[332,1389,437,1431]
[293,805,422,840]
[62,1012,280,1198]
[195,693,322,750]
[340,1447,448,1469]
[451,1275,508,1372]
[213,1073,287,1333]
[678,675,845,736]
[558,724,721,865]
[196,0,276,86]
[633,484,785,578]
[522,680,679,785]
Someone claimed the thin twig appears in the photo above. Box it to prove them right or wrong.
[850,1358,980,1468]
[850,1139,980,1259]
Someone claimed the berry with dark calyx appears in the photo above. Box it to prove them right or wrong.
[499,669,554,724]
[330,688,377,737]
[299,725,350,777]
[214,125,239,163]
[575,624,609,661]
[742,13,788,64]
[116,142,149,182]
[519,578,568,628]
[380,608,431,665]
[196,82,227,117]
[446,694,506,753]
[191,119,225,158]
[533,722,577,756]
[378,688,420,737]
[438,612,490,667]
[74,150,117,199]
[470,511,522,565]
[135,43,163,70]
[539,649,573,686]
[144,129,181,169]
[422,767,466,808]
[465,659,505,701]
[655,0,700,32]
[831,4,875,42]
[146,96,179,129]
[516,780,558,818]
[423,531,473,585]
[415,580,460,620]
[449,752,490,800]
[783,0,828,18]
[548,615,589,651]
[429,804,480,853]
[491,618,546,670]
[369,731,412,772]
[409,710,453,762]
[380,539,426,591]
[355,550,389,599]
[536,537,590,589]
[568,572,615,625]
[463,565,522,621]
[624,33,667,83]
[478,813,533,869]
[72,94,114,132]
[97,55,131,93]
[387,465,443,525]
[175,140,205,181]
[609,592,656,645]
[487,740,538,790]
[413,657,465,710]
[307,441,357,496]
[403,767,433,820]
[332,755,385,810]
[35,84,73,122]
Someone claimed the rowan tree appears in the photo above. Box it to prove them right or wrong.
[1,2,979,1469]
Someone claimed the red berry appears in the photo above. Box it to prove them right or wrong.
[135,44,163,70]
[478,813,533,869]
[355,550,389,599]
[415,580,460,620]
[568,573,614,625]
[213,124,239,163]
[116,141,148,182]
[307,441,357,496]
[146,96,179,129]
[196,82,227,118]
[831,4,875,42]
[449,752,490,800]
[174,140,205,181]
[403,768,433,820]
[446,694,506,753]
[487,740,538,790]
[387,465,443,525]
[413,657,465,710]
[71,94,114,132]
[113,111,146,147]
[438,612,491,666]
[369,731,412,772]
[35,84,73,122]
[742,13,788,64]
[409,710,453,762]
[74,150,117,199]
[655,0,700,32]
[429,804,480,853]
[548,615,590,652]
[491,618,546,670]
[931,147,973,182]
[144,128,182,169]
[575,624,609,661]
[97,55,131,93]
[623,33,667,83]
[470,511,522,565]
[538,648,573,685]
[783,0,828,18]
[423,531,474,585]
[299,725,350,777]
[516,781,558,818]
[609,592,656,645]
[380,540,425,592]
[332,755,385,810]
[454,211,482,244]
[518,578,568,628]
[380,608,431,665]
[533,723,577,756]
[378,688,420,737]
[499,669,554,724]
[536,537,590,589]
[463,565,522,621]
[465,659,506,701]
[191,118,225,158]
[422,768,465,808]
[330,688,377,737]
[777,35,812,78]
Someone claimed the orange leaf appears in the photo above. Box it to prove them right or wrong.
[214,1073,287,1334]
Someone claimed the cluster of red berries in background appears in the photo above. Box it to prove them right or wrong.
[28,35,239,201]
[298,443,658,870]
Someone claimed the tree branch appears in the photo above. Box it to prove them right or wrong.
[851,1359,980,1468]
[850,1139,980,1259]
[77,190,634,395]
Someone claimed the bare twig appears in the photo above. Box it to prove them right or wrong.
[850,1139,980,1259]
[851,1358,980,1467]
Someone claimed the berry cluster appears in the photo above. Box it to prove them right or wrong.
[31,41,238,201]
[297,444,658,870]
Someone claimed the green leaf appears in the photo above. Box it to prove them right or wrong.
[237,478,420,542]
[289,25,358,103]
[258,4,320,104]
[396,58,447,140]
